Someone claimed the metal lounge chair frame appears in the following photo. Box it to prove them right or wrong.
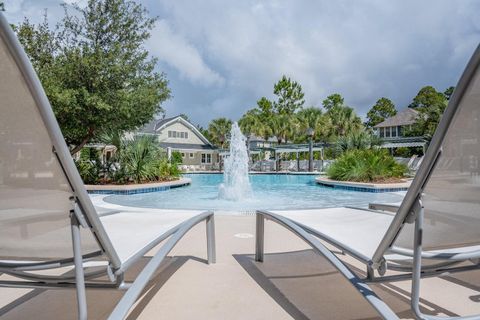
[0,14,216,320]
[255,44,480,320]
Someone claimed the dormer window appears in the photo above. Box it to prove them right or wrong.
[168,130,189,139]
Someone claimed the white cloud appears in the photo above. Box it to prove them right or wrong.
[5,0,480,125]
[147,20,225,87]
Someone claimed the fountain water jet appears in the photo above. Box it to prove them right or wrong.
[218,122,252,201]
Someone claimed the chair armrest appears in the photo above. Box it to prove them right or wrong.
[369,203,400,213]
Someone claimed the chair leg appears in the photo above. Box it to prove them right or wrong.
[206,214,216,264]
[255,213,264,262]
[411,203,424,319]
[70,214,87,320]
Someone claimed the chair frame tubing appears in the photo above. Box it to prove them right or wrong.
[255,210,399,320]
[256,200,480,320]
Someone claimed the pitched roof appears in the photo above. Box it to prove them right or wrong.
[374,108,419,128]
[138,115,213,146]
[139,116,176,134]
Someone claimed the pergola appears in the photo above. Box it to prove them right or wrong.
[379,136,428,153]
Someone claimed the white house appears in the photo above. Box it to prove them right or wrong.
[138,116,219,170]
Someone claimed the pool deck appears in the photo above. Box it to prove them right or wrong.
[1,212,479,319]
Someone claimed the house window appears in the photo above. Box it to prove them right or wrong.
[379,127,385,138]
[201,153,212,164]
[189,153,194,158]
[391,126,397,137]
[385,127,390,138]
[398,126,403,137]
[168,130,188,139]
[181,153,185,158]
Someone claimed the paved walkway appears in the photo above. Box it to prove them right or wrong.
[1,215,479,319]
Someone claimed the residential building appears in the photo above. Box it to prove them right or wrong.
[138,116,219,170]
[374,108,426,153]
[374,108,419,138]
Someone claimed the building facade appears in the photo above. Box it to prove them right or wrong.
[374,108,426,153]
[374,108,418,139]
[138,116,219,170]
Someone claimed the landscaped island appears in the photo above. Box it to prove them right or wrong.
[327,148,408,183]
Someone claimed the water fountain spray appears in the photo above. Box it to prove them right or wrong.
[218,122,252,201]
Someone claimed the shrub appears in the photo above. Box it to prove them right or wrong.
[75,148,102,184]
[171,151,183,164]
[118,136,162,183]
[327,149,407,182]
[335,130,382,154]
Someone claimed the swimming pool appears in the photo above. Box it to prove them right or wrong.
[104,174,405,212]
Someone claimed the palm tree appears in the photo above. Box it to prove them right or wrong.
[296,107,332,142]
[208,118,233,149]
[327,105,362,137]
[270,114,296,144]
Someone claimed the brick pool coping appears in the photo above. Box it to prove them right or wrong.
[85,177,191,195]
[315,176,411,192]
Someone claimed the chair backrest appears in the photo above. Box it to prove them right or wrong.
[0,14,120,267]
[373,44,480,262]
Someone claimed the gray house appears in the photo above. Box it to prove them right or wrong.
[374,108,419,138]
[374,108,427,152]
[138,116,219,170]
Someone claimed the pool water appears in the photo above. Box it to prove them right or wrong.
[105,174,405,212]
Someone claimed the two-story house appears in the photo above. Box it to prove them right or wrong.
[374,108,427,154]
[138,116,219,170]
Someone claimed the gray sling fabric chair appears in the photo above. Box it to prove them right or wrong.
[256,43,480,320]
[0,13,215,320]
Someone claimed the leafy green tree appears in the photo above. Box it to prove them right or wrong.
[256,97,274,117]
[407,86,448,138]
[179,114,190,122]
[197,125,211,142]
[273,75,305,115]
[322,94,344,111]
[365,97,397,128]
[208,118,232,148]
[409,86,446,109]
[14,0,171,155]
[444,86,455,100]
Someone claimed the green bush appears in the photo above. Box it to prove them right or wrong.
[171,151,183,164]
[75,148,102,184]
[327,149,407,182]
[118,136,162,183]
[335,131,382,155]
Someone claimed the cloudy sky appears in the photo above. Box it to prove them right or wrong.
[4,0,480,127]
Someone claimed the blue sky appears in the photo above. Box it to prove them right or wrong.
[4,0,480,127]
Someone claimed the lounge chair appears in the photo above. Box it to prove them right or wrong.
[255,44,480,319]
[0,14,215,320]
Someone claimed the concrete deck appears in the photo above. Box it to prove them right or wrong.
[1,215,479,319]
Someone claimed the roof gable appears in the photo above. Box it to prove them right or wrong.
[139,116,213,146]
[374,108,419,128]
